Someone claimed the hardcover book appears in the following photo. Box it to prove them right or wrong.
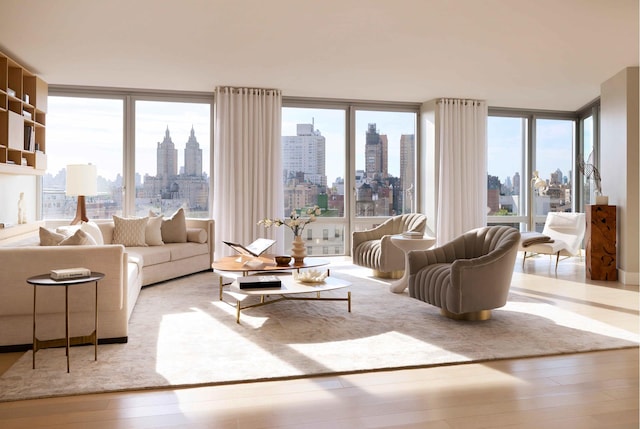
[237,275,282,289]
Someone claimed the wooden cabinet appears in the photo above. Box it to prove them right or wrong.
[0,50,47,175]
[585,205,617,281]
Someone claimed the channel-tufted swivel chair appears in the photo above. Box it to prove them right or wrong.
[352,213,426,278]
[407,226,520,321]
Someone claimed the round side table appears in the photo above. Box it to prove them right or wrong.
[389,235,436,294]
[26,272,105,373]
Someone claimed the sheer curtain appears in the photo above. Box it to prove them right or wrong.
[213,87,283,257]
[436,98,488,245]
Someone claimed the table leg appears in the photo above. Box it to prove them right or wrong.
[65,285,70,373]
[348,291,352,312]
[389,253,410,293]
[32,285,36,369]
[94,280,98,361]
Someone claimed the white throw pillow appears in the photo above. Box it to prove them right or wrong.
[112,216,148,247]
[81,221,104,245]
[145,215,164,246]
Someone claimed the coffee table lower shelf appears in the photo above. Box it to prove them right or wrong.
[222,276,351,323]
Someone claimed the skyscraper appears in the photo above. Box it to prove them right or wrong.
[156,127,178,189]
[282,123,327,187]
[184,126,203,177]
[365,123,388,179]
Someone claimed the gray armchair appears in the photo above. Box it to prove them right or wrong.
[407,226,520,321]
[352,213,426,278]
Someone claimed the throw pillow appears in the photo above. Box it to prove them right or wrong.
[160,208,187,243]
[59,229,97,246]
[56,225,81,238]
[39,227,66,246]
[186,227,207,244]
[145,215,164,246]
[81,221,104,245]
[112,216,149,247]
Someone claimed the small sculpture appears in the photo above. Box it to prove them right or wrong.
[18,192,26,224]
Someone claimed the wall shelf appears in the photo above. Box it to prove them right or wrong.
[0,50,47,176]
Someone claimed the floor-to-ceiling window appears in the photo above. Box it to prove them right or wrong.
[533,118,575,229]
[43,95,124,220]
[134,100,210,218]
[487,109,580,232]
[282,101,419,255]
[43,89,212,221]
[281,106,346,255]
[486,115,526,229]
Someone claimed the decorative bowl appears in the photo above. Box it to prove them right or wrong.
[274,255,292,266]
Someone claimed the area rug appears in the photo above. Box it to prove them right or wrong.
[0,265,637,402]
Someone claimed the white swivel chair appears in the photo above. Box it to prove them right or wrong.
[519,212,586,271]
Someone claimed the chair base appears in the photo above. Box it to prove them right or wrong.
[372,269,403,279]
[441,308,492,321]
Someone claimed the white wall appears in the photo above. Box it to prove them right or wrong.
[600,66,639,285]
[0,175,37,226]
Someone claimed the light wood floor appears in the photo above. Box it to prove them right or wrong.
[0,255,638,429]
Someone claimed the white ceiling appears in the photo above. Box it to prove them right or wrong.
[1,0,638,111]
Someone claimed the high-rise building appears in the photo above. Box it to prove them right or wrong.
[184,126,203,177]
[365,123,388,179]
[157,127,178,189]
[282,123,326,187]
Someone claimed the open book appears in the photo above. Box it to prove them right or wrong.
[223,238,276,257]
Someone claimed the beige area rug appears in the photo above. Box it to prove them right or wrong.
[0,265,638,402]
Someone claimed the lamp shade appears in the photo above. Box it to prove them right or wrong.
[66,164,97,196]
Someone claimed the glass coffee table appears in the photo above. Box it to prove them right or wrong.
[211,256,330,300]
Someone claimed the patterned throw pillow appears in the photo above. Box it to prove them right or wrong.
[112,216,149,247]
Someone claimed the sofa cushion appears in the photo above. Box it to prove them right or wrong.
[166,242,209,261]
[112,216,148,247]
[127,246,171,267]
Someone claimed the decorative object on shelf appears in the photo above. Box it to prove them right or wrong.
[258,205,322,265]
[290,235,307,265]
[17,192,26,224]
[274,255,292,266]
[578,160,608,205]
[293,269,328,284]
[66,164,97,225]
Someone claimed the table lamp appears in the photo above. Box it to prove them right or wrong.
[66,164,97,225]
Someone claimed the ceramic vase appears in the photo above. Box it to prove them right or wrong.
[290,235,307,265]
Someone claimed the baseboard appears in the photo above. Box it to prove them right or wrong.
[618,269,640,285]
[0,336,128,353]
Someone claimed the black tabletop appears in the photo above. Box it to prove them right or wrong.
[26,272,105,287]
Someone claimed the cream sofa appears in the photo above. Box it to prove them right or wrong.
[0,218,214,351]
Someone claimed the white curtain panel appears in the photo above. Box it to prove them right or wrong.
[436,98,488,245]
[213,87,283,257]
